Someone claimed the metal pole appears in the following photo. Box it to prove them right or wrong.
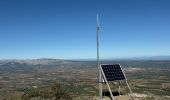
[96,14,102,100]
[125,80,134,100]
[118,81,121,95]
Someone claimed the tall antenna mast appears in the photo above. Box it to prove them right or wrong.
[96,14,102,100]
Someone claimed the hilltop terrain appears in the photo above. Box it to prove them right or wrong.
[0,59,170,100]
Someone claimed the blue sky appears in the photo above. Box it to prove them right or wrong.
[0,0,170,59]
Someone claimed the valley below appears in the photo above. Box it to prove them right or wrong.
[0,59,170,100]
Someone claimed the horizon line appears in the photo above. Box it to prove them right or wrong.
[1,55,170,60]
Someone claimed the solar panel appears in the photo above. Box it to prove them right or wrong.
[101,64,126,82]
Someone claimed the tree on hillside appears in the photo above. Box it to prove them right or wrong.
[51,81,71,100]
[22,81,71,100]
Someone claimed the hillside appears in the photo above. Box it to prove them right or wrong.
[0,59,170,100]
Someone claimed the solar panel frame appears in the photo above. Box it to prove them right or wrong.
[100,64,127,82]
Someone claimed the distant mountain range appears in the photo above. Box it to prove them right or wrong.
[75,56,170,61]
[0,59,75,72]
[0,57,170,71]
[0,56,170,64]
[0,58,72,66]
[128,56,170,60]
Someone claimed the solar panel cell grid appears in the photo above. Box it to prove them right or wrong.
[101,64,126,81]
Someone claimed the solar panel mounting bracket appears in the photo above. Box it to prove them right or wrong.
[99,64,134,100]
